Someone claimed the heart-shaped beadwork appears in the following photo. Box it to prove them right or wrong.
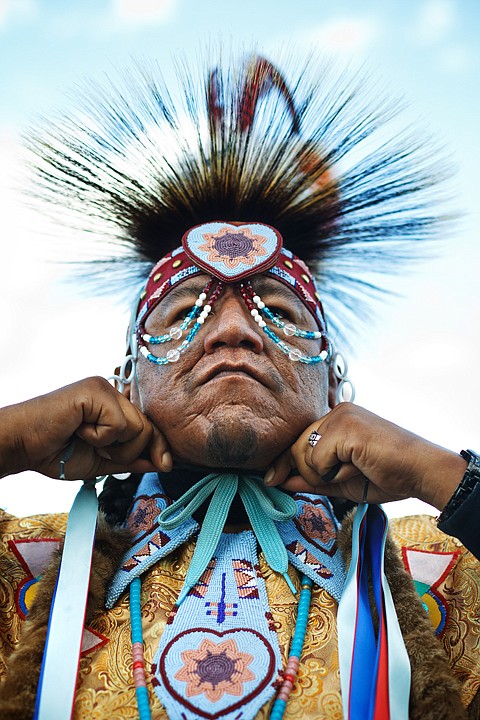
[182,221,282,282]
[156,627,277,719]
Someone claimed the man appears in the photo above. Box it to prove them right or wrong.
[0,54,478,719]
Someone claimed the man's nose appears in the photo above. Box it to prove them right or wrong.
[203,290,265,354]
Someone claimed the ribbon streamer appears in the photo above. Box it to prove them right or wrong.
[34,480,99,720]
[337,503,411,720]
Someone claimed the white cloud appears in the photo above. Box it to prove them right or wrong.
[305,17,379,55]
[0,0,35,26]
[415,0,456,45]
[112,0,178,25]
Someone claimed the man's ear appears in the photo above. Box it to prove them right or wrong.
[328,365,339,409]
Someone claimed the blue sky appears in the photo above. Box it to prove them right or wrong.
[0,0,479,515]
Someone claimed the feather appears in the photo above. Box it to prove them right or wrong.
[25,50,452,342]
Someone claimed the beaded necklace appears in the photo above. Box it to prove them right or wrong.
[129,572,313,720]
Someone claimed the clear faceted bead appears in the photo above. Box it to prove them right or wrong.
[283,323,296,336]
[288,348,302,362]
[166,349,180,363]
[169,326,182,340]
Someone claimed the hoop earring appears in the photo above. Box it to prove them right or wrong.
[331,351,356,404]
[109,333,138,394]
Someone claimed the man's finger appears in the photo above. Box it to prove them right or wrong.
[264,448,295,486]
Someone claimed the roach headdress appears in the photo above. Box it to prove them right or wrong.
[27,50,449,342]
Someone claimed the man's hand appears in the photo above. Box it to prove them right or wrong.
[0,377,172,480]
[265,403,466,511]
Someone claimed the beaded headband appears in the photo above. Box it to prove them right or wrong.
[135,222,331,367]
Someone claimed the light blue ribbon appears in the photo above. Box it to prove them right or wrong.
[34,479,100,720]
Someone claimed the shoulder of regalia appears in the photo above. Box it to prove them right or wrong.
[0,512,131,718]
[390,514,480,713]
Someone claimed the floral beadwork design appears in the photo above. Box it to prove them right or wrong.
[297,504,335,545]
[175,637,255,702]
[198,226,268,269]
[127,496,160,535]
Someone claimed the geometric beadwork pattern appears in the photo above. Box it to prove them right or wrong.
[108,478,347,610]
[276,493,346,602]
[285,539,334,580]
[402,547,460,638]
[232,559,260,600]
[106,473,199,608]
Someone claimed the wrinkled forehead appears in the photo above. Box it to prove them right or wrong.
[135,222,327,330]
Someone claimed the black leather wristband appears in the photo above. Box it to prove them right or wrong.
[438,449,480,559]
[438,449,480,523]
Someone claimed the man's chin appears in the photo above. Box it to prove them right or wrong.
[205,419,260,468]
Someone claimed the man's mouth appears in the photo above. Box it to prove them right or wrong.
[202,362,267,386]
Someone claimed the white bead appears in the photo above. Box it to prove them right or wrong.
[320,350,328,360]
[140,346,149,357]
[258,320,266,328]
[169,327,182,340]
[166,348,180,362]
[314,331,322,339]
[253,295,261,304]
[195,299,203,307]
[251,309,259,317]
[199,292,207,301]
[257,301,265,309]
[197,316,205,324]
[204,304,211,313]
[283,323,296,336]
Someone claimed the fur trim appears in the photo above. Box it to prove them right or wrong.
[467,690,480,720]
[338,510,467,720]
[0,515,131,720]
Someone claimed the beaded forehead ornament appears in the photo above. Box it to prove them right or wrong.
[135,221,331,367]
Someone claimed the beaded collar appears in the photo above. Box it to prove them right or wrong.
[107,473,346,608]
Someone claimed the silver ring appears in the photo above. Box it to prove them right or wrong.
[362,478,370,503]
[308,431,321,448]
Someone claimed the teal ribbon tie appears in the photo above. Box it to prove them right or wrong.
[158,473,298,604]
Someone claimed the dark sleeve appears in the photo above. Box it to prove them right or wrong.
[438,482,480,560]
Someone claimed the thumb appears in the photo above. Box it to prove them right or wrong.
[264,447,296,487]
[148,426,173,473]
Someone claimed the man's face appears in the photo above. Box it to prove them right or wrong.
[130,274,330,469]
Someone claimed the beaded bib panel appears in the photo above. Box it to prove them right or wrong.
[153,532,283,720]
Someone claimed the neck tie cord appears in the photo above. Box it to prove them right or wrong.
[157,472,298,604]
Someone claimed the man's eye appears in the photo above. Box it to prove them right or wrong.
[269,306,292,321]
[171,307,192,322]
